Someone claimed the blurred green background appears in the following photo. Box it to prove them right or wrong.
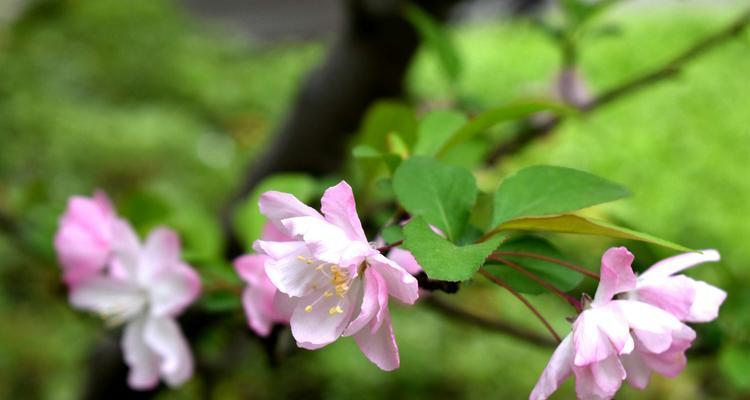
[1,0,749,398]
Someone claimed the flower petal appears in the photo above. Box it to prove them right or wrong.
[143,316,194,387]
[621,350,651,390]
[529,334,574,400]
[320,181,368,242]
[264,249,324,298]
[369,254,419,305]
[686,280,726,323]
[258,191,323,235]
[593,247,636,305]
[639,249,720,280]
[634,275,696,321]
[69,277,145,320]
[281,216,373,267]
[148,262,201,318]
[573,306,632,366]
[253,240,307,260]
[122,317,160,390]
[615,300,687,354]
[290,282,360,348]
[353,308,400,371]
[387,247,423,275]
[343,269,381,336]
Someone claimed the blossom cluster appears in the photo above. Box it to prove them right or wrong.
[54,191,201,390]
[53,183,725,398]
[531,247,725,399]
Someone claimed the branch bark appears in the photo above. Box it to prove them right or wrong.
[425,296,557,348]
[486,8,750,165]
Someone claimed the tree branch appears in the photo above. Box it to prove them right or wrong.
[424,296,557,348]
[486,8,750,165]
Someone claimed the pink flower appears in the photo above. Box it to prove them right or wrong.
[627,250,726,323]
[253,181,419,370]
[69,221,201,390]
[54,190,118,287]
[531,247,695,400]
[234,224,293,337]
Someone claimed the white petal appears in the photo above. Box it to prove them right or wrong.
[69,277,144,321]
[143,317,194,387]
[529,334,574,400]
[639,249,720,279]
[122,317,160,390]
[320,181,368,242]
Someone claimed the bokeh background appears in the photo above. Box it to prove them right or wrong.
[1,0,749,398]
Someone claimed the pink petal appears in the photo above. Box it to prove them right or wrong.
[641,348,688,378]
[148,262,201,318]
[615,300,687,354]
[261,222,292,242]
[258,191,323,236]
[639,249,720,280]
[353,308,400,371]
[529,334,574,400]
[290,281,362,348]
[320,181,368,242]
[122,317,160,390]
[573,306,632,366]
[235,254,280,336]
[620,350,652,389]
[264,250,325,298]
[108,219,142,281]
[69,277,145,320]
[634,275,696,321]
[686,280,726,323]
[143,316,194,387]
[387,247,423,275]
[343,268,381,336]
[281,216,373,267]
[234,254,269,287]
[253,240,307,260]
[593,247,637,305]
[242,287,274,337]
[369,254,419,305]
[590,355,626,397]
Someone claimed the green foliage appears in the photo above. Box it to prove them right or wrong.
[393,157,477,242]
[413,109,467,157]
[403,3,462,86]
[436,100,572,157]
[232,174,317,249]
[491,165,631,226]
[403,217,503,281]
[356,100,418,151]
[497,214,691,252]
[720,344,750,391]
[487,236,582,294]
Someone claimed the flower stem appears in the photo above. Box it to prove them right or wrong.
[489,255,582,312]
[493,251,600,281]
[376,240,403,253]
[479,269,561,343]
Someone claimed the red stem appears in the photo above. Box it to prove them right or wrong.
[493,251,600,280]
[479,269,561,343]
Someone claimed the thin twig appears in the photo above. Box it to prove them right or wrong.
[489,255,582,312]
[424,296,557,348]
[479,269,561,343]
[486,8,750,165]
[493,251,600,280]
[377,240,403,253]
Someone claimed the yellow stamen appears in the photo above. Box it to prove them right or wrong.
[328,305,344,315]
[305,305,313,313]
[323,291,333,298]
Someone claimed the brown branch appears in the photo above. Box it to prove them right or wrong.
[424,296,556,348]
[486,8,750,165]
[493,251,600,280]
[479,269,561,342]
[488,255,582,311]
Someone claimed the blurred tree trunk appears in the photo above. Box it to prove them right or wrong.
[222,0,461,257]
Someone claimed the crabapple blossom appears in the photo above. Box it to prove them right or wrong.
[626,249,726,323]
[253,181,419,370]
[234,223,293,337]
[67,220,201,390]
[531,247,696,400]
[54,190,119,287]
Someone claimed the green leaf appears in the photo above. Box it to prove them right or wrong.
[492,165,630,226]
[487,236,582,294]
[495,214,691,252]
[393,156,477,242]
[720,345,750,390]
[232,173,317,249]
[357,101,417,150]
[403,3,462,85]
[381,224,404,244]
[413,110,467,157]
[352,144,383,158]
[436,100,572,157]
[403,217,503,281]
